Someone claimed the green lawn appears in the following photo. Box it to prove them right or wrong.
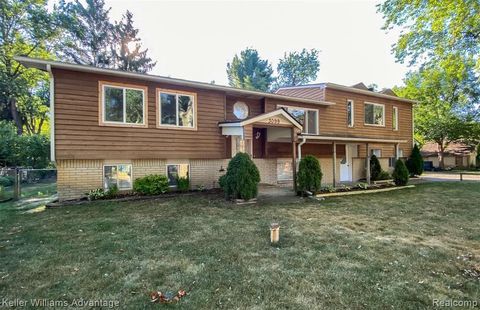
[0,182,479,309]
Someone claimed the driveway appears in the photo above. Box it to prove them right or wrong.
[419,171,480,182]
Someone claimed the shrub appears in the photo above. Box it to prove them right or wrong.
[87,188,106,201]
[0,176,14,187]
[176,176,190,192]
[406,144,424,176]
[392,159,409,186]
[357,182,369,190]
[219,152,260,200]
[106,184,119,198]
[133,174,169,195]
[370,155,382,181]
[377,170,391,180]
[297,155,322,194]
[0,185,5,200]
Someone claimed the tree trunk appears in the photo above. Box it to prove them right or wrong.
[9,97,23,135]
[439,143,445,169]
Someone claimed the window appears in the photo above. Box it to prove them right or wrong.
[347,100,354,127]
[393,106,399,130]
[166,164,189,186]
[277,159,293,181]
[389,157,396,167]
[397,148,404,158]
[158,89,196,129]
[103,164,132,190]
[233,101,249,119]
[279,105,318,134]
[364,102,385,126]
[371,149,382,157]
[101,82,146,126]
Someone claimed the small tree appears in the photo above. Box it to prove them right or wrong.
[392,159,409,186]
[406,144,424,176]
[370,155,382,181]
[219,153,260,200]
[297,155,322,194]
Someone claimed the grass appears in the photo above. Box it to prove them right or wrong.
[0,182,479,309]
[0,182,57,211]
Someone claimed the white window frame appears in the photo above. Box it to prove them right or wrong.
[347,99,354,127]
[371,149,382,158]
[364,102,385,127]
[166,164,190,187]
[101,83,146,126]
[393,106,399,131]
[157,88,197,130]
[277,105,319,134]
[102,164,133,190]
[397,148,404,158]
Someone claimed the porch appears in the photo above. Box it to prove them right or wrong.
[219,109,408,189]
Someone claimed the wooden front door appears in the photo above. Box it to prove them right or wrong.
[252,128,266,158]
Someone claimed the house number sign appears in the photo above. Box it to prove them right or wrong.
[267,118,281,124]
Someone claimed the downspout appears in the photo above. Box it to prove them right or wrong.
[297,136,307,162]
[47,64,55,162]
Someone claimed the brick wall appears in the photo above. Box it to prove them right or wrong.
[57,159,103,201]
[57,158,283,201]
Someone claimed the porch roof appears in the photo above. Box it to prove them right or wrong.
[299,134,407,144]
[219,108,303,130]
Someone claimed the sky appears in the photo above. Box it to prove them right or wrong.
[52,0,410,89]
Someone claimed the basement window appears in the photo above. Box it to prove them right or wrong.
[103,164,132,190]
[166,164,189,187]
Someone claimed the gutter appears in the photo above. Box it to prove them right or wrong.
[297,136,307,162]
[47,64,55,162]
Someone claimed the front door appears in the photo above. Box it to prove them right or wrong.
[252,128,266,158]
[340,144,355,182]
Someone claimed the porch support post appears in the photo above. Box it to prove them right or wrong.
[366,143,371,184]
[394,143,399,160]
[291,127,297,193]
[332,141,337,187]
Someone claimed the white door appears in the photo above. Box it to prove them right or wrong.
[340,144,356,182]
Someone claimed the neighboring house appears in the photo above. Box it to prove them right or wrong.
[16,57,415,201]
[421,142,477,170]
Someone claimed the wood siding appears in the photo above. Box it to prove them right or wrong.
[225,96,264,120]
[265,89,413,157]
[53,69,227,160]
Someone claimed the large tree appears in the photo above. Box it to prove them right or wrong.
[378,0,480,69]
[275,48,320,88]
[56,0,114,67]
[111,10,156,73]
[395,60,480,168]
[0,0,57,134]
[226,48,274,92]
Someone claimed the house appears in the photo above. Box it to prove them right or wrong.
[421,142,477,170]
[16,56,415,201]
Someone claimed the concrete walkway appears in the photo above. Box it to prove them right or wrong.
[418,171,480,182]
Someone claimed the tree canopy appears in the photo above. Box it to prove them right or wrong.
[0,0,57,135]
[275,48,320,88]
[378,0,480,70]
[111,11,156,73]
[394,60,480,167]
[226,48,274,92]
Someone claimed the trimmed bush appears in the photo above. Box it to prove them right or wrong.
[392,159,409,186]
[177,176,190,192]
[406,144,424,176]
[370,155,382,181]
[377,170,391,180]
[0,176,14,187]
[0,185,5,200]
[219,152,260,200]
[133,174,169,195]
[297,155,322,194]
